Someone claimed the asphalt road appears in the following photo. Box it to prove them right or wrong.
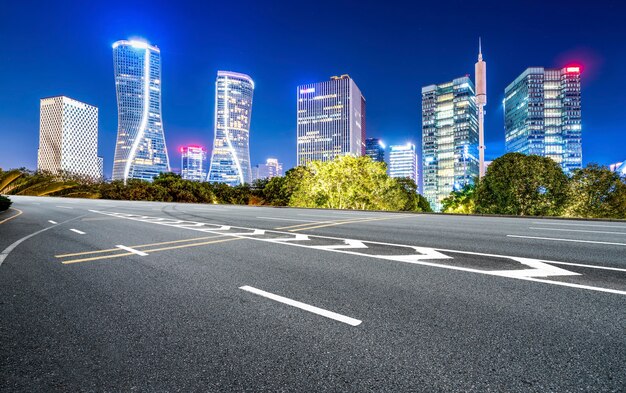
[1,196,625,392]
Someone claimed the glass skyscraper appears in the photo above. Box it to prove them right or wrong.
[252,158,283,181]
[422,76,479,211]
[388,143,418,184]
[112,39,170,182]
[208,71,254,186]
[504,66,582,175]
[181,146,207,181]
[365,138,385,163]
[297,75,366,166]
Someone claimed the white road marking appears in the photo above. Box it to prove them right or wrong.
[0,215,86,267]
[256,217,323,223]
[56,206,74,209]
[70,229,86,235]
[531,221,626,229]
[89,211,626,296]
[239,285,362,326]
[507,235,626,246]
[48,220,58,224]
[528,227,626,235]
[116,245,148,256]
[312,239,369,250]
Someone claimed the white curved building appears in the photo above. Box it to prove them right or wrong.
[112,39,170,182]
[207,71,254,186]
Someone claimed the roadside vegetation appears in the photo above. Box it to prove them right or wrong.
[0,195,11,212]
[3,152,625,218]
[441,153,626,219]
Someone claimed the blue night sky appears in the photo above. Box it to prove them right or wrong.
[1,0,624,176]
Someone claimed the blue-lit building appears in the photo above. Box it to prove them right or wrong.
[112,39,170,182]
[181,146,207,181]
[208,71,255,186]
[422,76,479,211]
[365,138,385,162]
[504,66,582,175]
[388,143,418,184]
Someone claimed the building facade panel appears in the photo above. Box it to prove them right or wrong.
[388,143,418,184]
[181,146,207,181]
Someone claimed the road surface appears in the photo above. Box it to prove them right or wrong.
[1,196,625,391]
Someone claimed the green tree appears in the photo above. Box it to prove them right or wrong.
[393,177,432,212]
[441,184,476,214]
[475,153,569,216]
[564,164,626,219]
[0,195,12,211]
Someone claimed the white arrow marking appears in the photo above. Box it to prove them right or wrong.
[313,239,368,250]
[491,257,580,278]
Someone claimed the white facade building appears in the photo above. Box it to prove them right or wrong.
[297,75,365,166]
[252,158,283,181]
[37,96,102,180]
[181,146,207,181]
[388,143,418,184]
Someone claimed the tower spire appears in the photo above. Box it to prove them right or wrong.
[478,37,483,61]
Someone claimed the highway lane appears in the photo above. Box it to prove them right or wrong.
[1,195,625,391]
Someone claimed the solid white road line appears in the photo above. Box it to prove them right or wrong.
[531,221,626,229]
[56,206,74,209]
[48,220,58,224]
[116,245,148,256]
[256,217,323,223]
[239,285,362,326]
[507,235,626,246]
[69,229,86,235]
[528,227,626,235]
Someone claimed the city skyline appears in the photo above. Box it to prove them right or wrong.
[0,1,624,177]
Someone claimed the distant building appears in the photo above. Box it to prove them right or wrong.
[610,161,626,176]
[388,144,418,184]
[504,66,582,175]
[181,146,207,181]
[208,71,255,186]
[365,138,385,162]
[297,75,365,165]
[484,160,493,174]
[38,96,102,180]
[252,158,283,181]
[422,76,478,211]
[112,39,170,182]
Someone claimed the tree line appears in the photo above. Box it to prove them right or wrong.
[442,153,626,219]
[2,153,625,218]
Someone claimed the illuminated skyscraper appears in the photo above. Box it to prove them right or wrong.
[422,76,479,211]
[388,143,418,184]
[37,96,103,180]
[208,71,254,186]
[504,66,582,175]
[112,39,170,182]
[365,137,385,162]
[181,146,207,181]
[252,158,283,181]
[297,75,365,166]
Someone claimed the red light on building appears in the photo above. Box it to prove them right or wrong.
[566,66,580,73]
[180,147,184,153]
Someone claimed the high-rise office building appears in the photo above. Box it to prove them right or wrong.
[388,143,418,184]
[37,96,103,180]
[297,75,365,166]
[504,66,582,175]
[181,146,207,181]
[422,76,479,211]
[208,71,254,186]
[609,161,625,176]
[112,39,170,182]
[365,137,385,163]
[252,158,283,181]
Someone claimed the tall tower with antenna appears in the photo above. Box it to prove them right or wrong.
[475,38,487,179]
